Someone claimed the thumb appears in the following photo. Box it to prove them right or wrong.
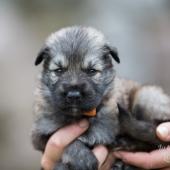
[156,122,170,142]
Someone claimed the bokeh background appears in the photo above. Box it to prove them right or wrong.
[0,0,170,169]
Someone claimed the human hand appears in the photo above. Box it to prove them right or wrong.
[114,122,170,169]
[41,119,114,170]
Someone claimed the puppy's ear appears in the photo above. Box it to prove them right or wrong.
[104,45,120,64]
[35,46,50,66]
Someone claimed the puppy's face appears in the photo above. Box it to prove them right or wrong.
[35,26,119,117]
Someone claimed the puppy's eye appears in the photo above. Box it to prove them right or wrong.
[85,68,99,76]
[53,68,65,75]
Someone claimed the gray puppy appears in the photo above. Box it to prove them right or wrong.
[32,26,170,170]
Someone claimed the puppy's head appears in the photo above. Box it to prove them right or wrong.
[35,26,120,117]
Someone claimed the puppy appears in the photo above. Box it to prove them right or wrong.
[32,26,170,170]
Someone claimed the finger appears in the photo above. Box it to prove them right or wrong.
[92,145,108,168]
[157,122,170,141]
[99,152,116,170]
[41,119,89,170]
[114,147,170,169]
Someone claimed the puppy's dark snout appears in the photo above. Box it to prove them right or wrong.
[67,91,81,100]
[62,81,88,102]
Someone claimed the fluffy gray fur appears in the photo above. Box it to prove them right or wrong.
[32,26,170,170]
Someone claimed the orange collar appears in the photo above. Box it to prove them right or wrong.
[83,108,96,117]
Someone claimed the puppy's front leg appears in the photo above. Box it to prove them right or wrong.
[79,106,119,146]
[31,116,62,152]
[54,140,98,170]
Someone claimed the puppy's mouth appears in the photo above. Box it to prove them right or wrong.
[61,105,83,117]
[61,103,96,117]
[56,93,102,117]
[68,104,80,110]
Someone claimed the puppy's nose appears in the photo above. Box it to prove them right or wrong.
[67,91,81,100]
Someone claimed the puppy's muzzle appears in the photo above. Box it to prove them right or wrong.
[67,90,81,102]
[62,81,88,103]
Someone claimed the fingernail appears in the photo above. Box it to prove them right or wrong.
[41,157,54,170]
[157,126,169,138]
[78,119,89,128]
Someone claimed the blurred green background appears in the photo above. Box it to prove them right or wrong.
[0,0,170,169]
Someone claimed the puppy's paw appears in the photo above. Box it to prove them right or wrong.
[61,140,98,170]
[53,162,70,170]
[112,160,140,170]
